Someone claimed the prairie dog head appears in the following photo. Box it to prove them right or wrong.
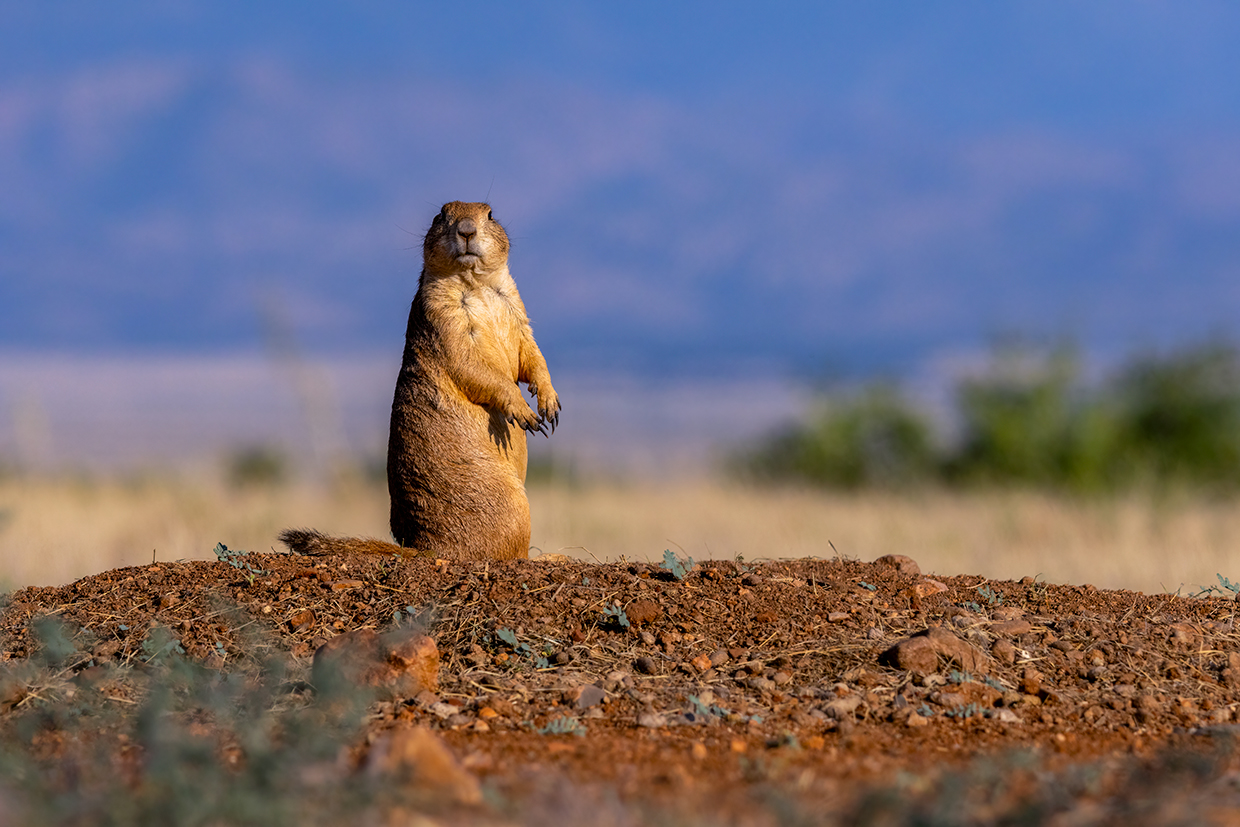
[423,201,510,278]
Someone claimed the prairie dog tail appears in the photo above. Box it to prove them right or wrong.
[279,528,423,557]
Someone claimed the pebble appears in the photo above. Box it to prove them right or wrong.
[990,620,1033,636]
[874,554,921,576]
[626,598,662,625]
[634,656,657,675]
[574,685,607,709]
[879,626,992,675]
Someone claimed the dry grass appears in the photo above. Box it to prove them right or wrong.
[2,473,1240,595]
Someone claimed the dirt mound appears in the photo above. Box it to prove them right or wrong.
[4,550,1240,823]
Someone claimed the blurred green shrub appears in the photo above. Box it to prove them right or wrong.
[946,344,1125,491]
[1111,341,1240,488]
[226,445,288,488]
[741,385,936,488]
[741,340,1240,492]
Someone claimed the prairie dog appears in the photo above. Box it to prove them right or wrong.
[280,201,559,560]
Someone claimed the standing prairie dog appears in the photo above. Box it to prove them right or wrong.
[280,201,559,560]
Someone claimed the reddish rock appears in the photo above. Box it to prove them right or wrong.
[312,628,438,699]
[288,609,316,633]
[913,579,949,598]
[625,599,662,625]
[365,725,481,805]
[990,619,1033,637]
[879,626,992,675]
[690,653,713,673]
[992,638,1017,665]
[874,554,921,576]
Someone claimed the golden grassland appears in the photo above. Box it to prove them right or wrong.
[1,473,1239,595]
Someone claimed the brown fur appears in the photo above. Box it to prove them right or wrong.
[280,201,559,560]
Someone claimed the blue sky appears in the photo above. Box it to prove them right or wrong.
[3,1,1240,377]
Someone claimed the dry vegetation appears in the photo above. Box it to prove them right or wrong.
[3,473,1240,595]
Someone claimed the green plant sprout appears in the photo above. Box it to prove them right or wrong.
[537,715,586,737]
[602,604,630,628]
[212,542,264,583]
[661,549,695,580]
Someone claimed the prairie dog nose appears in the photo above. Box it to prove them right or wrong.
[456,218,477,239]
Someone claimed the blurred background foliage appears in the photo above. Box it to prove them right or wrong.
[741,339,1240,493]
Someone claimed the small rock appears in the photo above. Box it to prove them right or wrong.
[990,620,1033,637]
[906,711,930,727]
[690,653,713,673]
[574,685,607,710]
[874,554,921,576]
[330,579,365,592]
[709,649,730,668]
[992,607,1024,621]
[991,708,1020,723]
[913,579,950,598]
[634,656,658,675]
[312,628,438,700]
[991,639,1017,665]
[747,676,776,693]
[626,599,662,626]
[879,626,992,675]
[637,712,666,728]
[639,631,656,646]
[1020,668,1043,696]
[827,612,850,623]
[823,695,862,720]
[364,725,481,805]
[288,609,316,633]
[772,670,793,686]
[92,640,122,660]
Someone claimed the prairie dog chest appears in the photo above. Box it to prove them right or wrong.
[460,281,523,332]
[443,280,526,370]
